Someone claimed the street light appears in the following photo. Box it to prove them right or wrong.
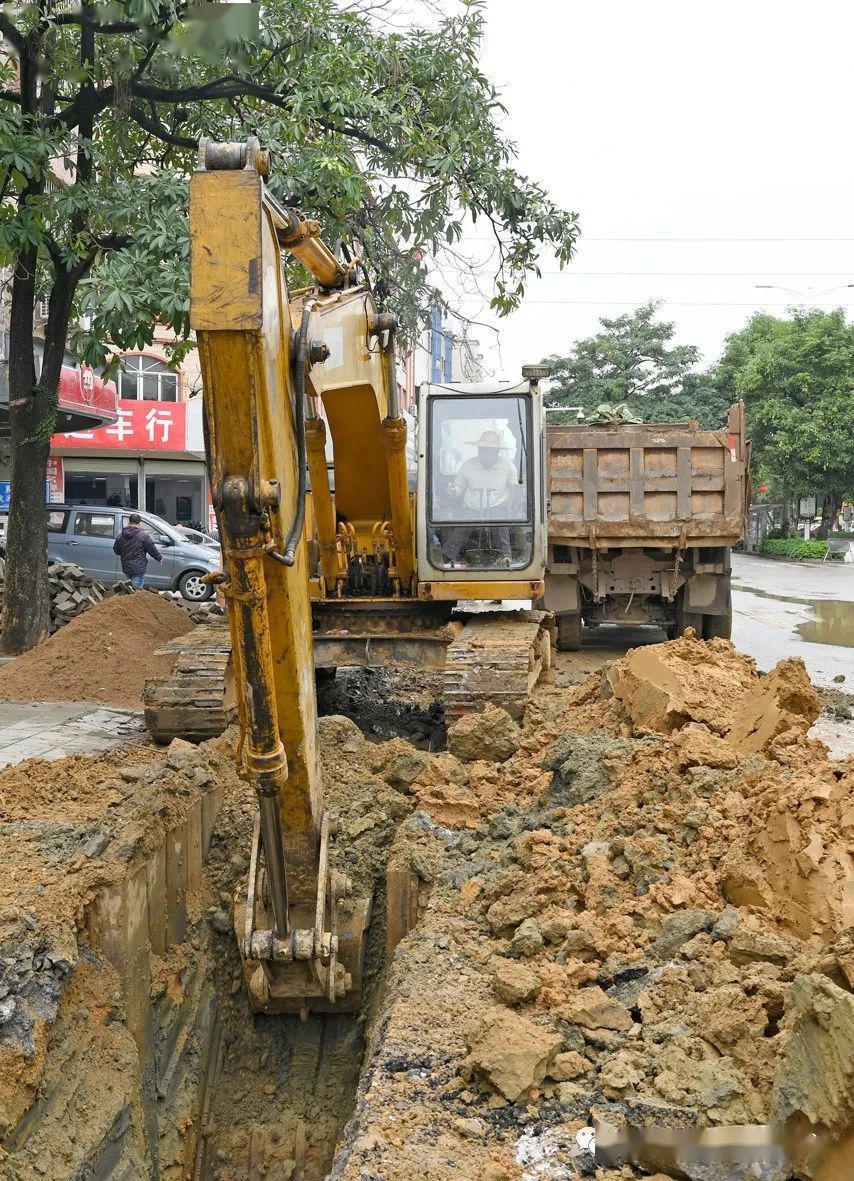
[754,282,854,301]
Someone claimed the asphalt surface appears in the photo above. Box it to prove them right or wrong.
[731,552,853,689]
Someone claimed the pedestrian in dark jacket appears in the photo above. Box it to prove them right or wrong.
[113,514,162,589]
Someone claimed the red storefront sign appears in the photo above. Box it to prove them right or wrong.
[46,457,64,502]
[53,398,187,451]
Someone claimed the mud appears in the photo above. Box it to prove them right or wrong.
[0,632,851,1181]
[0,593,191,709]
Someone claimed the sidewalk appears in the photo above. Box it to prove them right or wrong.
[0,702,147,769]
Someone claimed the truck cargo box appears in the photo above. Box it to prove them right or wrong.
[547,402,749,548]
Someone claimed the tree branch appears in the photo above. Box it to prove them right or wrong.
[129,105,197,150]
[0,88,22,104]
[0,13,25,52]
[51,11,140,33]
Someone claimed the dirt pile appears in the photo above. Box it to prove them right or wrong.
[0,591,190,708]
[335,633,853,1180]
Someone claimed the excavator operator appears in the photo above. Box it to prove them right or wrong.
[442,429,516,567]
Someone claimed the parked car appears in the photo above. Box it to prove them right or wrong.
[0,505,221,600]
[174,524,220,549]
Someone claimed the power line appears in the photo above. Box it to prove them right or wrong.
[459,299,854,308]
[465,236,854,244]
[534,271,854,278]
[578,237,854,243]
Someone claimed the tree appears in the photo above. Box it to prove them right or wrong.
[0,0,579,652]
[714,309,854,536]
[544,301,729,427]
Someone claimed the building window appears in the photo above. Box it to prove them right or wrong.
[118,355,179,402]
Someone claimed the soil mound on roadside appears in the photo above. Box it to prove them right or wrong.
[0,592,190,709]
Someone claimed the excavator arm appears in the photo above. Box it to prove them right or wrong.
[189,139,373,1013]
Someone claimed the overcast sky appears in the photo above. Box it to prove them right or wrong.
[445,0,854,379]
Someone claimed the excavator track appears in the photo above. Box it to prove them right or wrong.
[443,609,555,723]
[143,610,554,743]
[143,621,236,744]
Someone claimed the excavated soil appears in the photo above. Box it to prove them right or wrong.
[1,631,852,1181]
[332,635,853,1180]
[0,592,190,708]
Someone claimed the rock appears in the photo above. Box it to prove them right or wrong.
[0,996,15,1024]
[465,1007,562,1102]
[728,924,794,967]
[447,704,521,764]
[598,1049,646,1094]
[383,751,429,789]
[581,841,610,859]
[542,731,629,806]
[562,928,599,960]
[674,727,738,770]
[832,673,846,683]
[549,1050,588,1081]
[453,1116,486,1139]
[771,974,854,1139]
[485,893,538,935]
[710,907,741,943]
[650,910,715,959]
[492,960,540,1006]
[653,1043,743,1111]
[556,1081,588,1108]
[82,833,110,858]
[210,909,232,935]
[509,918,544,959]
[166,738,198,771]
[540,911,576,945]
[561,985,633,1032]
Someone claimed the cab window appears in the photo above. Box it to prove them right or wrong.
[427,394,534,572]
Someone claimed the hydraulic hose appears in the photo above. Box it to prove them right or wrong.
[280,306,311,566]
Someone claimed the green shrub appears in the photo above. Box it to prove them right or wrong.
[760,537,829,560]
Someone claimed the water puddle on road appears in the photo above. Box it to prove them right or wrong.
[795,599,854,648]
[734,582,854,648]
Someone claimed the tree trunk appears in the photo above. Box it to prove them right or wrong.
[780,497,792,538]
[1,263,71,654]
[816,491,841,540]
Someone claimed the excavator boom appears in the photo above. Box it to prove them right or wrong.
[189,138,368,1014]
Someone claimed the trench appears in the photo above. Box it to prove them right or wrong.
[0,669,427,1181]
[186,812,392,1181]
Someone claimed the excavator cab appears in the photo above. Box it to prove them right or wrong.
[417,380,546,585]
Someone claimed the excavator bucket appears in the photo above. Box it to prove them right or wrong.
[235,811,372,1016]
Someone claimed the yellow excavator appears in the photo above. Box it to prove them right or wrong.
[149,139,552,1014]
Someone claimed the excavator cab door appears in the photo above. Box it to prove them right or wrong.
[416,380,546,587]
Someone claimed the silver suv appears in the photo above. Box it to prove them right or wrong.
[33,505,222,600]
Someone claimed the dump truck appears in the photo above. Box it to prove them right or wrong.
[544,403,750,648]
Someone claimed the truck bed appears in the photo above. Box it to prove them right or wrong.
[546,402,749,547]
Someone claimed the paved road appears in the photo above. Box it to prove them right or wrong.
[731,552,853,689]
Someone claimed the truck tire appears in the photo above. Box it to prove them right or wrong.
[556,612,583,651]
[703,595,733,640]
[667,589,703,640]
